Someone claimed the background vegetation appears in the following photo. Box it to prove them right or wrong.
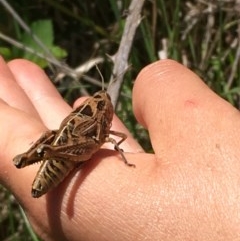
[0,0,240,240]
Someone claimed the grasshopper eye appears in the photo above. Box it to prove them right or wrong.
[37,146,44,157]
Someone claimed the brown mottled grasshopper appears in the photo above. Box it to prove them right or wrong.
[13,90,135,198]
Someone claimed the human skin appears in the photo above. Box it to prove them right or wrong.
[0,57,240,240]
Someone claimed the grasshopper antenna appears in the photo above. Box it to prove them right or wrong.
[95,65,105,91]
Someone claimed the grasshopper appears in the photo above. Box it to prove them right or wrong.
[13,90,135,198]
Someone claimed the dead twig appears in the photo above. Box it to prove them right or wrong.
[107,0,146,108]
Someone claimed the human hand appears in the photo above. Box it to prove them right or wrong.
[0,57,240,240]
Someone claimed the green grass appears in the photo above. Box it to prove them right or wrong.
[0,186,40,241]
[0,0,240,240]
